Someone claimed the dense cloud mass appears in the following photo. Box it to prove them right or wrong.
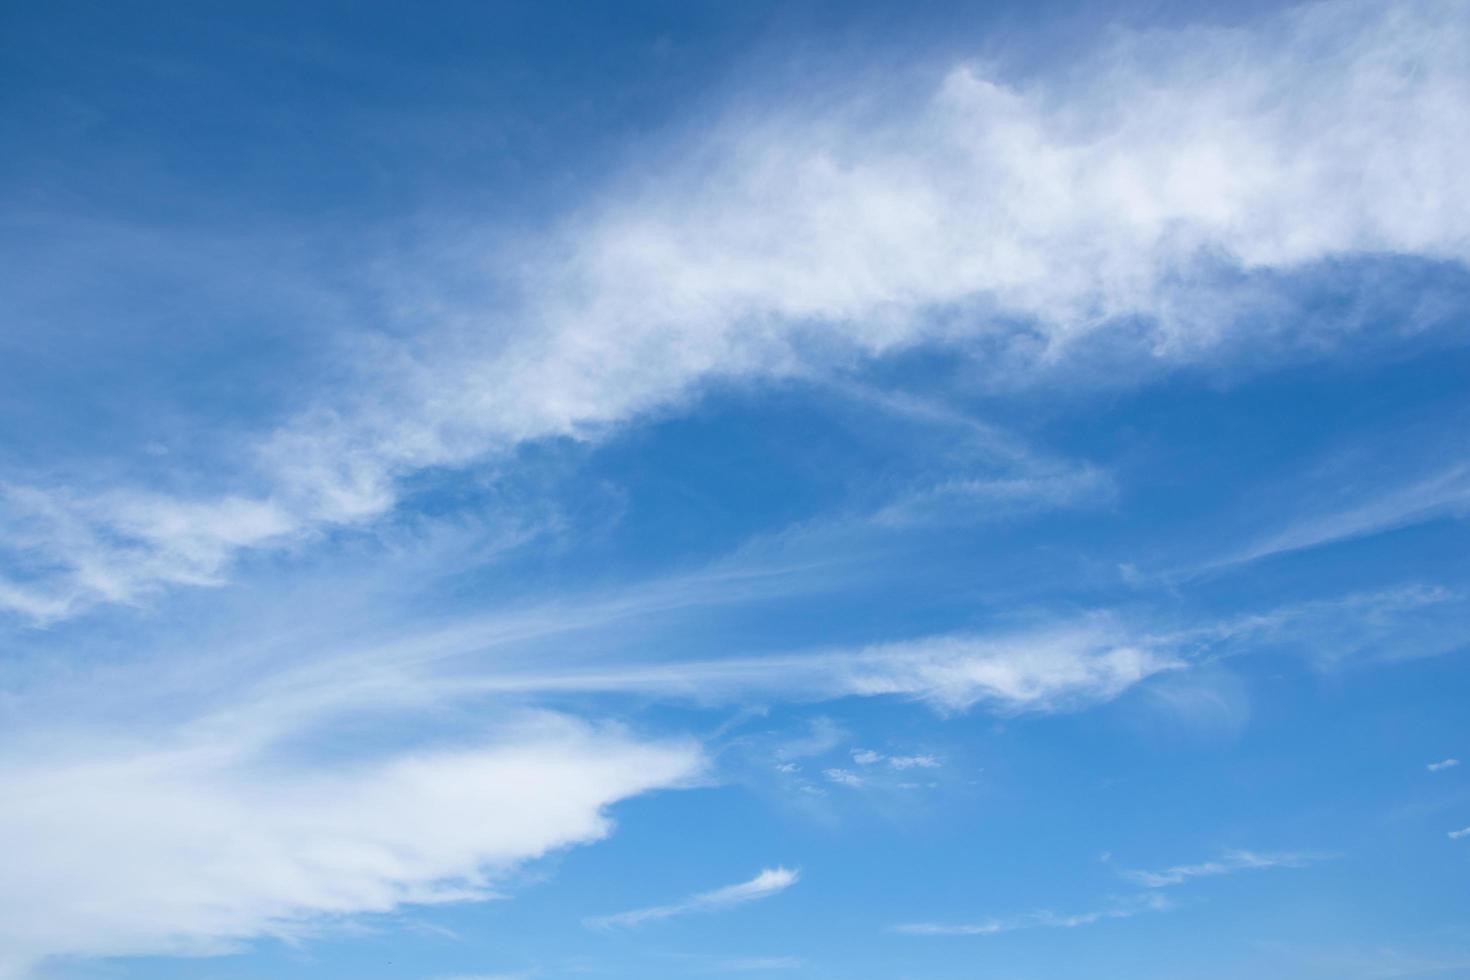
[0,718,700,979]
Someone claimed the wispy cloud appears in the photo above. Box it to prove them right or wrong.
[5,0,1468,622]
[1170,584,1468,668]
[1119,849,1314,888]
[1449,827,1470,840]
[893,893,1170,936]
[692,956,803,973]
[586,868,799,929]
[1207,463,1470,572]
[773,718,848,762]
[1427,758,1460,772]
[851,749,940,769]
[823,768,865,788]
[441,620,1180,715]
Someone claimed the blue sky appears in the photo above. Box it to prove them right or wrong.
[2,1,1469,977]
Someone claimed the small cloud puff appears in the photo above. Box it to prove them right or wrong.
[850,748,941,769]
[1427,758,1460,772]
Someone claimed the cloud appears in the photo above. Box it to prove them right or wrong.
[1174,584,1469,668]
[1320,948,1470,979]
[189,578,1445,743]
[893,893,1170,936]
[823,768,865,788]
[446,620,1180,715]
[1449,827,1470,840]
[1428,758,1460,772]
[897,848,1310,939]
[850,749,940,769]
[700,957,803,973]
[0,716,700,980]
[0,485,298,621]
[1208,462,1470,571]
[586,867,799,929]
[5,0,1469,621]
[1119,849,1313,888]
[773,717,848,761]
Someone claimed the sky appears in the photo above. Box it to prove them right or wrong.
[1,0,1469,977]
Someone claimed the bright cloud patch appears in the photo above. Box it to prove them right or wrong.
[0,718,700,980]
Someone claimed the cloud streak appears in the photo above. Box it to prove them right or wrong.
[893,893,1170,936]
[1119,849,1314,888]
[437,621,1180,715]
[586,868,799,929]
[1208,462,1470,572]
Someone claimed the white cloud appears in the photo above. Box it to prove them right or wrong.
[0,485,297,621]
[1449,827,1470,840]
[744,625,1176,714]
[0,716,700,980]
[1170,584,1468,668]
[585,867,799,929]
[452,542,1442,724]
[1427,758,1460,772]
[1120,849,1313,888]
[823,768,865,788]
[1210,462,1470,570]
[5,0,1469,621]
[850,749,941,769]
[893,893,1170,936]
[449,620,1180,715]
[897,848,1311,939]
